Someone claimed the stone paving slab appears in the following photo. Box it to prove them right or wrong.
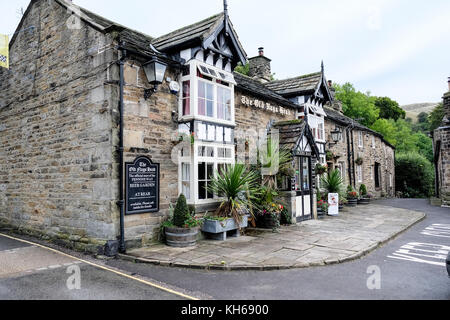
[120,204,426,271]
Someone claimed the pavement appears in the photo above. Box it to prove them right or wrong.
[121,203,426,270]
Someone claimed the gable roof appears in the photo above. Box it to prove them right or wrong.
[266,72,322,96]
[271,120,320,157]
[151,12,247,65]
[152,13,223,51]
[233,72,299,110]
[265,66,334,103]
[324,106,396,149]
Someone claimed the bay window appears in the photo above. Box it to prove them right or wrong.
[178,60,236,204]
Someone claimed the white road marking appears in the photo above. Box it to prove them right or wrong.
[388,223,450,267]
[421,224,450,238]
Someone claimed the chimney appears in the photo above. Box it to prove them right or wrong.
[328,80,332,87]
[448,77,450,92]
[248,47,272,84]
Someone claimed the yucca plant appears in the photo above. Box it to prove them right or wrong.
[259,137,293,190]
[207,164,261,227]
[320,169,344,194]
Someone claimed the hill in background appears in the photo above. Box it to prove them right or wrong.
[401,102,440,122]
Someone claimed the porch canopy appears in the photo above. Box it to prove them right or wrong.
[270,120,320,157]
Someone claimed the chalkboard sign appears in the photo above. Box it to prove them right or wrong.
[125,156,160,215]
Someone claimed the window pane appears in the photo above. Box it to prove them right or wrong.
[198,162,205,180]
[302,158,310,191]
[182,81,190,115]
[198,181,206,200]
[198,123,207,140]
[207,100,214,117]
[207,125,215,141]
[216,126,224,142]
[198,98,206,116]
[206,83,213,101]
[207,147,214,158]
[224,128,232,143]
[207,163,214,180]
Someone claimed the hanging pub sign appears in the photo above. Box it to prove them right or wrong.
[125,156,160,215]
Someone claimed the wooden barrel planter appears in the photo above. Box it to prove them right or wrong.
[346,198,358,207]
[256,214,279,229]
[165,226,199,248]
[358,198,370,205]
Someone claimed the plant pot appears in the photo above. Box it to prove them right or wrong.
[357,198,370,205]
[339,204,344,211]
[256,214,279,229]
[165,226,199,248]
[346,198,358,207]
[201,216,249,241]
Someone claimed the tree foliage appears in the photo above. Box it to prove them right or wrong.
[429,103,445,132]
[334,83,379,127]
[395,152,434,198]
[375,97,406,121]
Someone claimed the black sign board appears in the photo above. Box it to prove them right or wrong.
[125,156,160,215]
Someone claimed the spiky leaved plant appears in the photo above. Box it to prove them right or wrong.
[320,169,344,194]
[207,164,261,227]
[172,194,190,228]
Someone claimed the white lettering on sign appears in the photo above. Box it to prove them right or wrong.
[387,242,450,267]
[241,95,292,116]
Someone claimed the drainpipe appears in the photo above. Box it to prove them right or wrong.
[346,127,352,187]
[118,45,126,253]
[351,127,356,187]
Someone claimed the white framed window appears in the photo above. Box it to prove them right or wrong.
[389,173,393,188]
[370,165,374,181]
[358,131,364,148]
[338,162,346,180]
[181,163,191,200]
[357,165,363,183]
[318,123,324,141]
[372,136,376,149]
[179,61,235,126]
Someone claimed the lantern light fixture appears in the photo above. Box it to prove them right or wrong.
[330,127,342,145]
[143,56,168,100]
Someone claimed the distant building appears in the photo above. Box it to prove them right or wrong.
[433,79,450,206]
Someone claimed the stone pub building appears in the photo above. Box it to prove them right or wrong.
[0,0,395,252]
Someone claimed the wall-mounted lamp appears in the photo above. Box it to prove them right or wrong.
[143,57,168,100]
[329,127,342,146]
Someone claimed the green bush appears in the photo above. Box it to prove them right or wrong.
[173,194,190,227]
[359,184,367,196]
[395,152,434,198]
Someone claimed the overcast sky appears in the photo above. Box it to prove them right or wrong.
[1,0,449,105]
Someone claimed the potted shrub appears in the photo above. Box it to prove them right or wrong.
[164,194,202,247]
[203,164,260,241]
[346,185,358,207]
[358,184,370,205]
[355,157,363,166]
[315,163,327,176]
[256,203,283,230]
[317,199,329,218]
[320,169,343,195]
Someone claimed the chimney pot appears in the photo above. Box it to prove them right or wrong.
[328,80,333,87]
[448,77,450,91]
[258,47,264,56]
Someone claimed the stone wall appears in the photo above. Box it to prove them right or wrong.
[119,57,181,247]
[324,119,395,198]
[434,91,450,206]
[0,0,118,251]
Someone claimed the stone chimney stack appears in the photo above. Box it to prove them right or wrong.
[443,77,450,124]
[248,47,272,84]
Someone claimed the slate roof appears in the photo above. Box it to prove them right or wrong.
[265,72,322,96]
[152,13,224,51]
[271,120,307,151]
[324,106,396,149]
[233,72,299,110]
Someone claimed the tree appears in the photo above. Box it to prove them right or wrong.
[413,112,431,133]
[429,103,445,132]
[370,118,397,145]
[395,152,434,198]
[375,97,406,121]
[414,132,434,163]
[334,83,379,127]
